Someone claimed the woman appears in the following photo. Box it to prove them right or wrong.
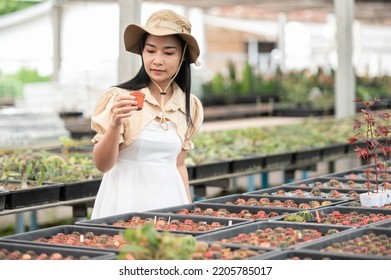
[90,9,204,219]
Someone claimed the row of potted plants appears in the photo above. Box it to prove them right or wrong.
[2,157,391,259]
[1,99,391,259]
[201,62,391,111]
[1,99,390,210]
[0,138,102,209]
[0,112,353,209]
[97,143,391,258]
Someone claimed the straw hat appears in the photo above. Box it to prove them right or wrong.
[124,9,201,66]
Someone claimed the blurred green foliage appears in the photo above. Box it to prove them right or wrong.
[0,76,23,99]
[187,116,355,165]
[0,0,39,16]
[0,67,51,100]
[9,67,51,84]
[202,61,391,109]
[0,137,102,183]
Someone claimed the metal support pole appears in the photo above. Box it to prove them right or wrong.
[193,184,207,201]
[73,204,88,223]
[301,170,309,180]
[189,184,195,201]
[16,213,25,233]
[247,175,256,192]
[328,160,336,173]
[277,13,287,72]
[334,0,355,119]
[231,177,238,189]
[52,0,64,81]
[29,211,37,231]
[284,169,296,183]
[118,0,142,83]
[261,172,269,189]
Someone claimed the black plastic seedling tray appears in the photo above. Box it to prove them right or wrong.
[353,159,391,173]
[323,169,391,181]
[244,185,365,200]
[274,205,391,227]
[186,165,195,180]
[338,199,391,209]
[292,148,322,165]
[346,140,367,154]
[196,220,354,250]
[283,177,370,190]
[199,194,344,209]
[259,248,382,260]
[371,219,391,229]
[321,143,348,160]
[263,152,294,169]
[75,212,251,236]
[294,227,391,259]
[0,180,63,209]
[0,190,7,211]
[230,155,265,173]
[0,240,116,260]
[60,178,101,201]
[193,160,232,179]
[147,202,298,221]
[1,225,126,252]
[44,145,94,154]
[194,241,278,260]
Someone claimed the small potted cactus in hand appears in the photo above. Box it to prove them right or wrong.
[349,98,391,207]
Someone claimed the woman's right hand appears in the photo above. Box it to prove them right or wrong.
[111,94,139,126]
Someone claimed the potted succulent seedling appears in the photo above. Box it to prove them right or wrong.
[118,223,197,260]
[349,98,391,207]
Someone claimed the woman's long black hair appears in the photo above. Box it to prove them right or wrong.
[116,33,194,128]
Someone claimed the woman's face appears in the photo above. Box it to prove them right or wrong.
[142,34,183,88]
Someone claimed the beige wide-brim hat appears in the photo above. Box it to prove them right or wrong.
[124,9,201,66]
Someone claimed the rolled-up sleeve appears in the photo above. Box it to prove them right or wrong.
[91,88,125,144]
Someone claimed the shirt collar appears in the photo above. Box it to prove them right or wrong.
[143,82,186,113]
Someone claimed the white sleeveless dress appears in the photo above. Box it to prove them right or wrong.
[91,120,188,219]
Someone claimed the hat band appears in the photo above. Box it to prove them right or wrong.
[152,20,189,34]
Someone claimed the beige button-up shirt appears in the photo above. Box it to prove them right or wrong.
[91,82,204,150]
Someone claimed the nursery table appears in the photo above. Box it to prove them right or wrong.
[0,197,95,233]
[0,148,355,233]
[190,151,354,200]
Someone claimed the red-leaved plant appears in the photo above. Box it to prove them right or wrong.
[348,98,391,194]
